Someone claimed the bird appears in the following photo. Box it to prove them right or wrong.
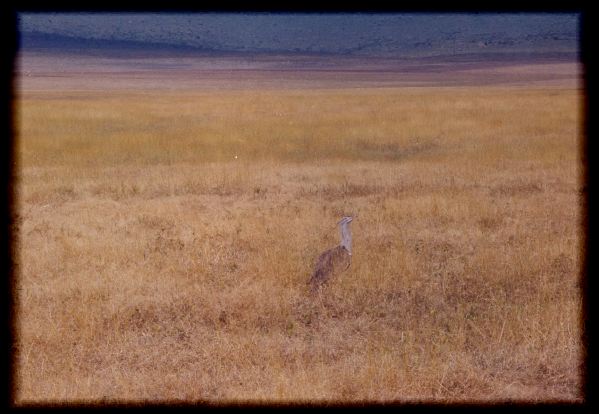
[309,216,354,293]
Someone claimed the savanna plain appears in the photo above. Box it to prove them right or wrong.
[14,54,583,403]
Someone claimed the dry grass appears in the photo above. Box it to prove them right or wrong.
[14,84,583,403]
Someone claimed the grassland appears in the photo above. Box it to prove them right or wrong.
[14,72,583,403]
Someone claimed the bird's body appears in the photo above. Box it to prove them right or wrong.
[309,216,354,293]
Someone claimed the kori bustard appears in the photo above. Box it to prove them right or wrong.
[309,216,353,292]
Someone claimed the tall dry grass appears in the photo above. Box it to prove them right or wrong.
[14,86,583,403]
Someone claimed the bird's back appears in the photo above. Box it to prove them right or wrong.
[310,245,351,291]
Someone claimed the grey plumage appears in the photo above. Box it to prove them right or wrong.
[309,216,353,293]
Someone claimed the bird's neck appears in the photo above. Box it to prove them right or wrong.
[340,223,352,255]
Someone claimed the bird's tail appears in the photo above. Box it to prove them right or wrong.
[308,269,325,294]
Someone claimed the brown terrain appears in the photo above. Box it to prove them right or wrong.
[14,50,584,403]
[17,51,580,91]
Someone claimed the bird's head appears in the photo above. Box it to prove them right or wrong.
[337,216,354,225]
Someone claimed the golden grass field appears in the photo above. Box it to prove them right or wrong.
[14,57,583,403]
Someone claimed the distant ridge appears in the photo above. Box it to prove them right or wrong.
[19,31,218,57]
[18,13,579,61]
[19,30,579,65]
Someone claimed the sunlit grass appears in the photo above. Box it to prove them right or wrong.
[15,85,583,403]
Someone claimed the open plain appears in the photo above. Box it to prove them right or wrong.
[14,51,583,403]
